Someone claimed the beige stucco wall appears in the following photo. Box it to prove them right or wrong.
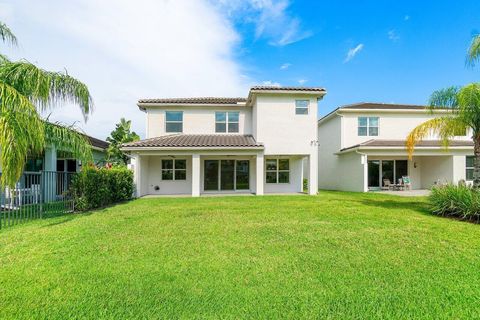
[145,106,252,138]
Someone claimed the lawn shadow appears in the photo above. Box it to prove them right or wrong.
[353,196,431,216]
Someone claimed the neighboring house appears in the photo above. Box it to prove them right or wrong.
[318,103,474,192]
[122,86,325,197]
[25,134,109,174]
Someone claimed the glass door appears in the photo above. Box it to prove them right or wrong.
[204,160,219,191]
[381,160,394,186]
[368,160,380,188]
[236,160,249,190]
[395,160,408,184]
[220,160,235,190]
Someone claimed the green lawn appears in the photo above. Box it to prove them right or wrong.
[1,192,479,319]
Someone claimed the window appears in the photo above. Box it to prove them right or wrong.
[265,159,290,184]
[295,100,309,115]
[358,117,379,136]
[165,111,183,133]
[215,112,239,133]
[162,159,186,180]
[466,156,474,181]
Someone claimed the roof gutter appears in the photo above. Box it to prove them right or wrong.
[335,145,473,155]
[120,146,265,152]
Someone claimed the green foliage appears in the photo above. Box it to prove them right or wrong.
[106,118,139,165]
[0,21,94,187]
[429,184,480,222]
[467,33,480,66]
[72,166,134,211]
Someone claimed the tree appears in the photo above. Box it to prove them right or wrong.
[406,84,480,187]
[0,22,93,187]
[106,118,139,165]
[467,33,480,66]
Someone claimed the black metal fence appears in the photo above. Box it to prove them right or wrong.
[0,171,75,229]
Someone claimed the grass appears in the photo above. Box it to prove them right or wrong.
[1,191,479,319]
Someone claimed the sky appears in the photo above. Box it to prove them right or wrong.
[1,0,480,140]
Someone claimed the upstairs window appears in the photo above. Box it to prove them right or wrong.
[295,100,309,115]
[215,112,239,133]
[358,117,379,136]
[265,159,290,184]
[166,111,183,133]
[162,159,187,180]
[466,156,474,181]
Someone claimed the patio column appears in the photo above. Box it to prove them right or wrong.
[308,153,318,195]
[192,154,200,197]
[256,152,264,195]
[133,154,141,198]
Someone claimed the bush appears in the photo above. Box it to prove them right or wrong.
[72,166,134,211]
[429,184,480,222]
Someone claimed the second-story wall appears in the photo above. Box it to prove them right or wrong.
[341,111,471,148]
[145,106,252,138]
[254,94,318,155]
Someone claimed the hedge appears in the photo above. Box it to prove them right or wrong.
[71,166,134,211]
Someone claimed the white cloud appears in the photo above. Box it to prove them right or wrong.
[344,44,364,63]
[262,80,281,87]
[388,30,400,42]
[298,79,307,85]
[280,63,291,70]
[216,0,312,46]
[5,0,250,139]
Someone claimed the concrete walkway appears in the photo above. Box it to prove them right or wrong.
[374,189,430,197]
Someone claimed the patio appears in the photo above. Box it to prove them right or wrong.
[374,189,430,197]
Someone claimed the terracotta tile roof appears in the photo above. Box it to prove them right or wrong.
[138,97,247,104]
[341,139,473,151]
[340,102,431,110]
[122,134,263,149]
[250,86,326,92]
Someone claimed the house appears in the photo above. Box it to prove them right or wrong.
[122,86,325,197]
[317,103,474,192]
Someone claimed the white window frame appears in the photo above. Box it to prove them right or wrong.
[466,156,474,181]
[358,117,379,136]
[295,100,309,115]
[215,111,239,133]
[165,111,183,133]
[265,159,290,184]
[161,159,187,181]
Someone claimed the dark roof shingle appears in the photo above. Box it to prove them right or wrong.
[341,139,473,151]
[86,135,109,150]
[122,134,263,149]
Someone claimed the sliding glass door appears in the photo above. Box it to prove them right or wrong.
[204,160,249,191]
[368,160,408,189]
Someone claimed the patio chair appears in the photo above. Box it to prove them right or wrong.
[402,176,412,191]
[382,179,394,191]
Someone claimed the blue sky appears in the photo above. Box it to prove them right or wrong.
[1,0,480,139]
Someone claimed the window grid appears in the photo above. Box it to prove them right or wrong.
[266,159,290,184]
[295,100,309,115]
[358,117,379,136]
[162,159,187,181]
[466,156,474,181]
[215,112,239,133]
[165,111,183,133]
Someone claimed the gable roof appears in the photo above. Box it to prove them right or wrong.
[121,134,263,149]
[85,135,109,150]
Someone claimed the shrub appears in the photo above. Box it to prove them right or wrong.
[72,166,134,211]
[429,184,480,222]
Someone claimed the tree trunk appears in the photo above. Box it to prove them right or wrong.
[474,134,480,188]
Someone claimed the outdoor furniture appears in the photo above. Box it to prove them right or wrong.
[402,176,412,191]
[382,179,394,190]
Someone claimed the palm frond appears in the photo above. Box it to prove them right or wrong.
[406,116,467,159]
[44,122,93,165]
[467,34,480,67]
[0,22,17,46]
[0,60,93,119]
[0,82,45,187]
[428,86,460,111]
[457,83,480,133]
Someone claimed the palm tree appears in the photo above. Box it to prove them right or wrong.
[467,33,480,66]
[406,84,480,187]
[0,22,93,187]
[106,118,139,165]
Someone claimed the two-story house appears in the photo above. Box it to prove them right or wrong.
[318,103,474,192]
[122,86,325,196]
